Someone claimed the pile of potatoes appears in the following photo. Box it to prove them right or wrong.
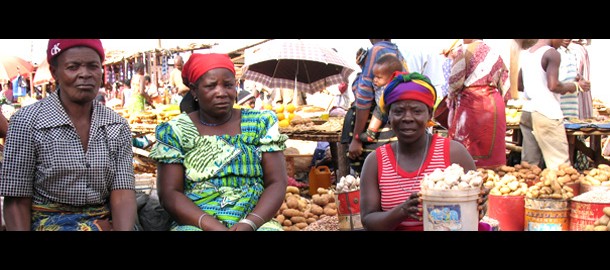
[274,186,338,231]
[583,207,610,231]
[525,167,576,200]
[479,162,543,196]
[581,164,610,187]
[486,173,529,196]
[481,162,543,184]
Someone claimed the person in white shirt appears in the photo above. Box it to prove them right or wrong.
[518,39,590,170]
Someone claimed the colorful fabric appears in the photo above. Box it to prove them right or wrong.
[182,53,235,85]
[12,76,28,98]
[148,109,287,231]
[448,41,510,99]
[447,40,509,168]
[447,85,507,168]
[128,73,146,115]
[47,39,105,63]
[127,92,146,115]
[379,71,437,115]
[376,134,450,231]
[31,203,112,231]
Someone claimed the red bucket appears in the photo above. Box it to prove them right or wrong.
[487,195,525,231]
[335,190,363,231]
[569,201,610,231]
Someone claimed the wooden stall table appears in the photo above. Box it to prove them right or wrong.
[280,117,349,180]
[566,126,610,167]
[506,124,522,146]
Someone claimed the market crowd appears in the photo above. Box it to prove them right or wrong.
[0,38,606,231]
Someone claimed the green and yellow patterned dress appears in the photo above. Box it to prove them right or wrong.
[149,109,288,231]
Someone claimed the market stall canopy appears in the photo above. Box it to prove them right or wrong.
[33,58,53,86]
[103,42,216,65]
[241,39,354,94]
[0,55,34,84]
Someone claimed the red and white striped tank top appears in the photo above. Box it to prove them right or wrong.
[376,134,451,231]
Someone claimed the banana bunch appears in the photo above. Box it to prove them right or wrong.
[154,104,181,123]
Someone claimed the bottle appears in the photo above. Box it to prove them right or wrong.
[164,87,171,105]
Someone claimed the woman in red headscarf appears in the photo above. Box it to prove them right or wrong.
[359,72,488,231]
[149,53,287,231]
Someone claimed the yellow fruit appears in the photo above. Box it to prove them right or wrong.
[288,113,295,120]
[275,104,285,114]
[277,112,285,121]
[286,104,296,113]
[263,104,273,110]
[279,119,290,128]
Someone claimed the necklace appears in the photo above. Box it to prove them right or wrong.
[395,133,430,188]
[199,110,233,127]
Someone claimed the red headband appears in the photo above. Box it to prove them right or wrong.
[47,39,105,64]
[182,53,235,85]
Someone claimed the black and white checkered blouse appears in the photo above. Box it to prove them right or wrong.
[0,90,135,206]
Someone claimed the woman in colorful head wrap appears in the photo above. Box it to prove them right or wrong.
[0,39,137,231]
[359,72,485,231]
[149,53,287,231]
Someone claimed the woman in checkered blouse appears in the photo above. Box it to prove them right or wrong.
[0,39,137,231]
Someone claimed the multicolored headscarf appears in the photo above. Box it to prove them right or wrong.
[379,71,437,125]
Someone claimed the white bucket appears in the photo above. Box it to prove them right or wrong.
[421,188,480,231]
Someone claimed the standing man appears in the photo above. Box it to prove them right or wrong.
[347,39,406,175]
[518,39,591,170]
[169,55,189,95]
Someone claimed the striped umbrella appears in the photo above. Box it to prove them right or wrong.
[241,39,354,94]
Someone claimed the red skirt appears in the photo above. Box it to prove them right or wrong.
[447,86,506,168]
